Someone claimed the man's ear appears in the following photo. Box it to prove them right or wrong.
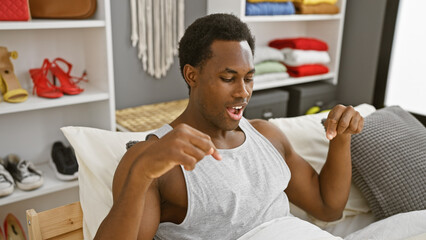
[183,64,198,88]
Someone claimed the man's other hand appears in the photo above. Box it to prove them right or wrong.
[323,105,364,140]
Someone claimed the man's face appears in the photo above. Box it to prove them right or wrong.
[192,40,255,131]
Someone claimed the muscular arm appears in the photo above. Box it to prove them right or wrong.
[252,105,363,222]
[94,124,222,239]
[94,140,160,240]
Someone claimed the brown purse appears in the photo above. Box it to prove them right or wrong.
[28,0,97,19]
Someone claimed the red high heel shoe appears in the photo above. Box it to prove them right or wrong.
[50,58,88,95]
[29,59,63,99]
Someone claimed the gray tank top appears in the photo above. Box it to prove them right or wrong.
[153,117,291,240]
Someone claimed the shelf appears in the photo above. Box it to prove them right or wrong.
[0,19,105,30]
[0,87,109,115]
[0,162,79,206]
[253,72,334,91]
[242,14,342,22]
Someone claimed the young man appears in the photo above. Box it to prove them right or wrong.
[95,14,364,239]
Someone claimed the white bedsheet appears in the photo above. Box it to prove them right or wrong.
[238,210,426,240]
[345,210,426,240]
[324,212,375,237]
[238,216,342,240]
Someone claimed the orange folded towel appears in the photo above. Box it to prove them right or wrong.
[294,2,339,14]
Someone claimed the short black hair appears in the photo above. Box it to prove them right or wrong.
[178,13,255,89]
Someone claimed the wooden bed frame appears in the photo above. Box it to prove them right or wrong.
[26,201,83,240]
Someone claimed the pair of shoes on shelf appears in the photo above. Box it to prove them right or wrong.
[51,141,78,181]
[29,58,88,99]
[2,154,43,192]
[1,213,26,240]
[0,46,28,103]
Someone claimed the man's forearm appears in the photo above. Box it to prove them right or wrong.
[318,134,352,219]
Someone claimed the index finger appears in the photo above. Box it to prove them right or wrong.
[209,147,222,161]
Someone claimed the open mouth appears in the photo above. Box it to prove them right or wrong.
[226,105,244,120]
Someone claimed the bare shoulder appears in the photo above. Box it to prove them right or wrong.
[249,119,286,141]
[249,119,276,135]
[248,119,289,155]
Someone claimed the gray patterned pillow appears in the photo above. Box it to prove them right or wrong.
[351,106,426,220]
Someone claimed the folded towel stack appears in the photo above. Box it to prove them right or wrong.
[292,0,339,15]
[253,46,289,83]
[246,0,295,16]
[268,37,330,77]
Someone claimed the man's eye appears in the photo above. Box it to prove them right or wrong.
[220,77,233,82]
[245,78,253,82]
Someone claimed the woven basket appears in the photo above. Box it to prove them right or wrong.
[116,99,189,132]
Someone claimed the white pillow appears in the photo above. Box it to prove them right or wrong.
[268,103,376,227]
[61,126,154,240]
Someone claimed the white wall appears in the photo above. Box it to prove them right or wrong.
[385,0,426,115]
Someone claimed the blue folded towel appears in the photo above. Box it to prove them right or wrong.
[246,2,296,16]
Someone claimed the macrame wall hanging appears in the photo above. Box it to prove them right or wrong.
[130,0,185,79]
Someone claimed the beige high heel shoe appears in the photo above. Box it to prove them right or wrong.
[0,46,28,103]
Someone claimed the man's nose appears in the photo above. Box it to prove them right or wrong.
[233,79,250,99]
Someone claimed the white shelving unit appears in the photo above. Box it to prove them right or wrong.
[207,0,347,90]
[0,0,115,230]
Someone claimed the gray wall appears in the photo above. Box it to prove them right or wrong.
[337,0,387,106]
[111,0,388,110]
[111,0,207,110]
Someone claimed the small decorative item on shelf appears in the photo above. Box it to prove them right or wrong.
[0,0,31,21]
[0,47,29,103]
[3,154,44,191]
[2,213,27,240]
[50,141,79,181]
[28,0,96,19]
[29,58,88,98]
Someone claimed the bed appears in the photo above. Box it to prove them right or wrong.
[60,103,426,239]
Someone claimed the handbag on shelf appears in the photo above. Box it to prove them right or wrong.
[28,0,97,19]
[0,0,31,21]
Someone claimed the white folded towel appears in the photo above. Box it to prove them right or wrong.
[254,46,285,65]
[281,48,330,66]
[254,72,290,84]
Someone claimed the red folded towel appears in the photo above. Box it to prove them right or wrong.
[269,37,328,51]
[285,64,329,77]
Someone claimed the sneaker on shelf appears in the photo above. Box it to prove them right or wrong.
[3,213,26,240]
[0,157,14,197]
[4,154,43,191]
[50,141,78,181]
